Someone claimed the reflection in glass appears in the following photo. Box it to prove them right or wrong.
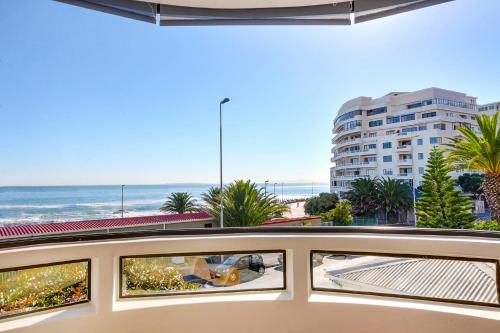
[121,252,285,297]
[0,260,90,318]
[312,252,498,305]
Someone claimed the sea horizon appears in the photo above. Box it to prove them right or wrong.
[0,182,329,226]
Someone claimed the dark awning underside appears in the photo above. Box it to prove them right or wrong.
[54,0,453,25]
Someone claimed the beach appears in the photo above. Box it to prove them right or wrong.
[0,183,325,226]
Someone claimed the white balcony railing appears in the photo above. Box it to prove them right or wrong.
[0,228,499,333]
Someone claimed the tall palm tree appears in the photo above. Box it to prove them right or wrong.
[445,112,500,221]
[201,180,288,227]
[160,192,198,214]
[199,187,221,218]
[344,177,378,216]
[376,177,413,224]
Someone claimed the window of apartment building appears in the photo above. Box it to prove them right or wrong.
[418,153,424,160]
[345,120,362,130]
[382,142,392,149]
[402,126,418,133]
[369,120,383,127]
[349,146,360,152]
[334,110,362,125]
[383,169,393,175]
[365,156,377,163]
[433,123,446,130]
[387,116,400,124]
[407,100,432,109]
[459,114,467,119]
[430,137,442,144]
[366,107,387,117]
[383,155,392,162]
[417,138,423,145]
[407,102,423,109]
[418,125,427,131]
[422,111,437,118]
[419,167,425,174]
[368,132,377,137]
[401,113,415,122]
[386,130,395,135]
[364,144,377,150]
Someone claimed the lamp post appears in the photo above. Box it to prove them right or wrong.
[264,180,269,196]
[219,97,230,228]
[121,185,125,218]
[273,183,277,195]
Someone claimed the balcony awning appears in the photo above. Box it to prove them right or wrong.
[54,0,453,25]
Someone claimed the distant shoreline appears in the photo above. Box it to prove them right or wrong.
[0,182,329,189]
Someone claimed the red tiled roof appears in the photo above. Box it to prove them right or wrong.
[0,212,213,238]
[262,216,321,225]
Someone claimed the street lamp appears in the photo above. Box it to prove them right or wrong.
[264,180,269,196]
[219,97,230,228]
[273,182,277,195]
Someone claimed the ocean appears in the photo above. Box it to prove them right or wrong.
[0,183,329,226]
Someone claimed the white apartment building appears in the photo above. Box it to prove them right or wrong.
[479,101,500,117]
[330,87,495,196]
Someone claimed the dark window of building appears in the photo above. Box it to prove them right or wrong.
[369,120,383,127]
[401,113,415,122]
[433,123,446,130]
[387,116,400,124]
[383,142,392,149]
[366,107,387,117]
[422,111,437,118]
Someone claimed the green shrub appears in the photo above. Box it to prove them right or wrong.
[122,259,199,292]
[0,262,89,317]
[304,192,339,215]
[472,220,500,231]
[321,201,353,226]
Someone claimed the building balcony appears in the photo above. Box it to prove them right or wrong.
[332,161,377,170]
[332,138,362,150]
[397,173,413,177]
[0,228,499,333]
[333,174,372,180]
[397,145,412,151]
[398,159,413,165]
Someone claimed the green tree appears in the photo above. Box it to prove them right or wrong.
[344,178,378,216]
[200,186,221,218]
[201,180,288,227]
[416,148,475,229]
[457,173,484,199]
[304,192,339,215]
[321,200,353,226]
[160,192,198,214]
[445,112,500,221]
[376,177,413,224]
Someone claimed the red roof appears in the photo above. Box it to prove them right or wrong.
[262,216,321,225]
[0,212,213,238]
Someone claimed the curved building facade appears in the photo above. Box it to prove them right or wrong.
[330,87,485,196]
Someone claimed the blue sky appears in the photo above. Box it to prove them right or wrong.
[0,0,499,186]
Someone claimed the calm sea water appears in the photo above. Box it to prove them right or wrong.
[0,183,328,226]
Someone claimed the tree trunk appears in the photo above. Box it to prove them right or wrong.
[484,173,500,221]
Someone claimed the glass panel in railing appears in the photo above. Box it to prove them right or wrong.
[311,252,499,306]
[120,251,285,297]
[0,259,90,319]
